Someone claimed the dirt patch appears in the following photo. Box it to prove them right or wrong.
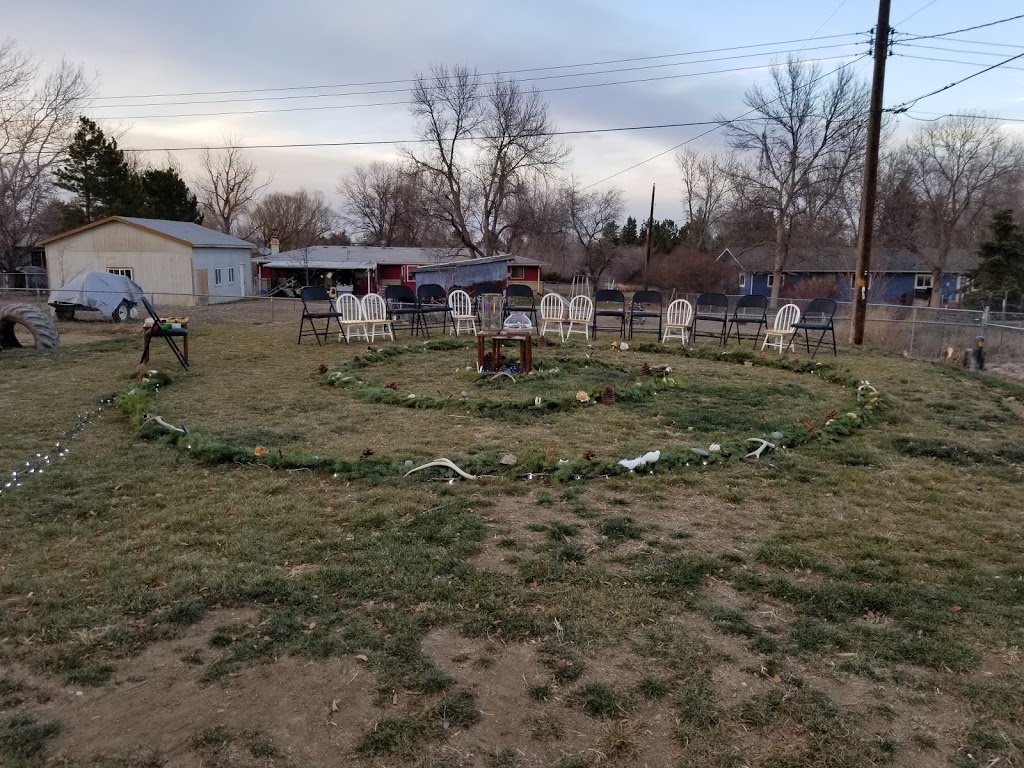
[8,609,379,766]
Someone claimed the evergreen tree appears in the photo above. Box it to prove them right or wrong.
[637,218,683,254]
[140,167,202,223]
[620,216,639,245]
[55,117,143,227]
[965,209,1024,310]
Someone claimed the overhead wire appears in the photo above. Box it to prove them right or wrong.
[887,50,1024,113]
[895,53,1024,74]
[893,0,939,27]
[900,13,1024,41]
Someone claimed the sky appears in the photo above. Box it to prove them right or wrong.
[6,0,1024,225]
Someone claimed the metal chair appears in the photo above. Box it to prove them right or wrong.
[564,295,594,341]
[629,290,663,339]
[475,282,503,296]
[504,284,537,325]
[662,299,693,345]
[448,289,478,335]
[690,293,730,346]
[591,289,626,338]
[298,286,343,346]
[417,283,451,337]
[139,296,189,370]
[383,284,424,337]
[761,303,801,354]
[791,298,838,357]
[727,294,769,347]
[539,292,567,338]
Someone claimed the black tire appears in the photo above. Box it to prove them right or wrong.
[112,301,130,323]
[0,303,61,350]
[54,305,75,321]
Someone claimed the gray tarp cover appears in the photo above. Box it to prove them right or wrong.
[49,272,145,316]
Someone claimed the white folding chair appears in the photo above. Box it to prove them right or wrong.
[662,299,693,344]
[761,303,801,354]
[447,289,478,336]
[539,293,567,338]
[563,295,594,341]
[361,293,395,342]
[335,292,369,343]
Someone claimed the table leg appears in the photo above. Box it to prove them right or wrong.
[476,334,485,371]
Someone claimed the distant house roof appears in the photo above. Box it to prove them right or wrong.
[40,216,255,249]
[718,245,977,274]
[410,254,544,273]
[263,245,544,270]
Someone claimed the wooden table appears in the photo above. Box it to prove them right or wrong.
[476,332,533,373]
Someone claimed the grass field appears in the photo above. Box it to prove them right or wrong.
[1,318,1022,768]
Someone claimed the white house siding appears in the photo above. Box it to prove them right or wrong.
[45,222,195,304]
[192,247,252,303]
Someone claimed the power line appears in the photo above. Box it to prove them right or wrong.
[897,53,1024,73]
[85,54,862,121]
[798,0,850,52]
[887,50,1024,113]
[901,12,1024,41]
[579,55,871,191]
[87,43,864,109]
[90,33,867,100]
[912,35,1024,49]
[904,110,1024,122]
[902,42,1024,58]
[893,0,939,26]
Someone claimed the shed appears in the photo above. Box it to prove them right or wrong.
[41,216,255,306]
[412,256,514,291]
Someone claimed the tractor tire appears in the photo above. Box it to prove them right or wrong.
[0,303,61,350]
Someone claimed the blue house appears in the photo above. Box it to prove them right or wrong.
[717,246,977,305]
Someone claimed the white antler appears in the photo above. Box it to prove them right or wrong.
[744,438,775,460]
[404,458,477,480]
[142,413,188,435]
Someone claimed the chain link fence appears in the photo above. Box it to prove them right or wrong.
[2,286,1022,364]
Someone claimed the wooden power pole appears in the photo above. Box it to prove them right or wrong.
[643,183,655,288]
[851,0,892,345]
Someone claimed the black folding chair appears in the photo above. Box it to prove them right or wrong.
[791,298,838,358]
[591,289,627,338]
[298,286,343,346]
[384,285,424,337]
[690,293,730,346]
[628,290,663,339]
[475,282,503,296]
[503,284,537,325]
[416,284,452,338]
[727,294,769,347]
[139,296,189,371]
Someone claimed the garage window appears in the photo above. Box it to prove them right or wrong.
[214,268,223,286]
[107,267,134,280]
[510,265,526,280]
[227,267,236,285]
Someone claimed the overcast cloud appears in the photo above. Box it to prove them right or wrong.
[5,0,1024,221]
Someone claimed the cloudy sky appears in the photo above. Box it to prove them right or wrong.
[7,0,1024,223]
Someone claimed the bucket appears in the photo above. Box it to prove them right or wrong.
[478,294,502,331]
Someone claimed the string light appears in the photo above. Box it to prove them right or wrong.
[0,394,116,497]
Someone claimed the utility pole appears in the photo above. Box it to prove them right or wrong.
[643,183,655,288]
[851,0,892,345]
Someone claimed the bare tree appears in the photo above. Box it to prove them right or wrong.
[564,183,624,279]
[676,149,734,252]
[404,65,569,257]
[0,40,90,272]
[193,139,268,236]
[888,115,1024,306]
[338,161,416,246]
[246,189,336,252]
[721,57,869,304]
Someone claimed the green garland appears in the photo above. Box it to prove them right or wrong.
[111,340,889,484]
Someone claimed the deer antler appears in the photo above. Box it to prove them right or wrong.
[745,438,775,460]
[404,458,477,481]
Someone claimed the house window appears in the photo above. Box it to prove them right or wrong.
[915,273,933,290]
[227,267,236,285]
[107,267,134,280]
[509,265,526,280]
[30,251,45,269]
[214,268,223,286]
[739,273,747,288]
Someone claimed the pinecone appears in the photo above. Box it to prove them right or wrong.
[318,363,329,375]
[538,336,548,348]
[582,449,597,461]
[600,385,616,405]
[384,381,398,390]
[639,362,651,377]
[360,447,375,459]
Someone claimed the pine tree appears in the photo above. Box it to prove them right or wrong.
[55,117,144,227]
[620,216,639,245]
[140,168,202,223]
[966,209,1024,311]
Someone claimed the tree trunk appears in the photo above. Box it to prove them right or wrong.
[771,221,786,307]
[929,266,943,308]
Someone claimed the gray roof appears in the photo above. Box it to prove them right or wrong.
[264,245,544,269]
[719,246,977,274]
[118,218,255,249]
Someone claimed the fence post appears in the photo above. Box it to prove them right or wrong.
[270,296,275,323]
[981,305,989,337]
[909,306,917,356]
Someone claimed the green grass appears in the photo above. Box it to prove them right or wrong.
[1,323,1022,765]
